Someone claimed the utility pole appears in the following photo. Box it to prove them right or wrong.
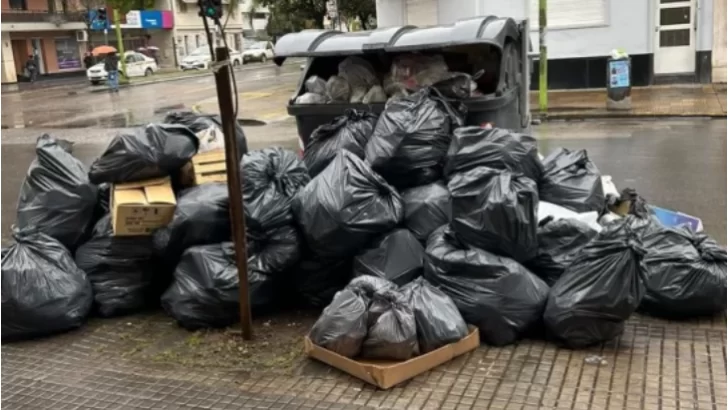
[113,9,127,79]
[538,0,547,115]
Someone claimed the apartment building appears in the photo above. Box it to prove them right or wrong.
[1,0,88,83]
[239,0,268,38]
[173,0,244,60]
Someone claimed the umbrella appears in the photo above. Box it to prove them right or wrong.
[92,45,117,56]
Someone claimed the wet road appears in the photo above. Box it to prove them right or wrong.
[1,62,302,129]
[1,117,725,246]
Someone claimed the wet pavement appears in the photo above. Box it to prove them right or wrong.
[1,117,726,409]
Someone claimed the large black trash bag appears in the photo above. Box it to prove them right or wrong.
[346,275,398,301]
[526,217,599,286]
[449,167,539,262]
[2,230,93,341]
[89,123,199,184]
[634,218,727,318]
[293,150,403,259]
[365,88,465,189]
[161,242,276,330]
[353,229,424,286]
[402,277,469,353]
[361,289,419,360]
[424,226,548,346]
[444,127,543,182]
[402,181,451,242]
[248,224,302,277]
[242,147,310,237]
[540,148,604,213]
[304,110,378,177]
[543,216,647,348]
[75,215,156,317]
[295,251,354,308]
[309,288,368,357]
[153,183,230,267]
[17,134,98,250]
[164,110,248,156]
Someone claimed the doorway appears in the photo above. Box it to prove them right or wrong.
[30,38,46,74]
[654,0,696,75]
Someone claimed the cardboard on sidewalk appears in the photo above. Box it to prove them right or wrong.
[180,149,227,187]
[111,177,176,236]
[304,327,479,390]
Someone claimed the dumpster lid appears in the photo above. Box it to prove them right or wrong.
[273,16,523,66]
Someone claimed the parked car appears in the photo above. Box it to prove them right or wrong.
[87,51,158,85]
[242,41,274,64]
[179,47,243,71]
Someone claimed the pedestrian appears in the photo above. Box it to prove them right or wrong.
[83,52,94,70]
[104,51,120,93]
[25,55,38,83]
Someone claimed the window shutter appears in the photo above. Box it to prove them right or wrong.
[530,0,607,29]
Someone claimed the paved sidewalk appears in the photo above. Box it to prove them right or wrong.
[531,84,727,118]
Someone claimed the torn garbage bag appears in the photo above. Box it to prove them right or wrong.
[242,147,310,237]
[362,289,418,360]
[89,123,199,184]
[402,181,451,242]
[161,242,276,330]
[540,148,604,213]
[75,215,156,317]
[163,110,248,156]
[449,167,539,262]
[292,150,403,259]
[16,134,98,251]
[402,277,468,353]
[424,226,548,346]
[526,217,599,286]
[153,182,230,267]
[304,110,377,177]
[309,288,368,358]
[353,229,424,286]
[636,218,727,318]
[365,88,465,189]
[444,127,543,182]
[2,230,93,341]
[543,216,647,348]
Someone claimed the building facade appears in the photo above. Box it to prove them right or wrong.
[239,0,268,38]
[173,0,244,61]
[376,0,727,88]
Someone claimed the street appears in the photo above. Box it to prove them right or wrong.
[1,68,726,410]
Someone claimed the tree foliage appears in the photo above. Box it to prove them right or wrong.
[337,0,375,30]
[255,0,327,31]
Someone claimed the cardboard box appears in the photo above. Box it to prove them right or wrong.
[181,149,227,186]
[304,327,480,390]
[111,177,176,236]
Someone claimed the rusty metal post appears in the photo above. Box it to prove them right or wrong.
[213,46,252,340]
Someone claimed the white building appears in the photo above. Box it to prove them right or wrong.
[173,0,245,60]
[376,0,727,87]
[239,0,268,38]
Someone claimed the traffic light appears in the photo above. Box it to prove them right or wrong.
[97,7,107,23]
[198,0,222,20]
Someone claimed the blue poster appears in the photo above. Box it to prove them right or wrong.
[87,10,109,31]
[608,60,630,88]
[140,10,162,29]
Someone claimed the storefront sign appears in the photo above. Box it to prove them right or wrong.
[125,10,141,28]
[140,10,161,29]
[55,38,81,70]
[106,10,173,29]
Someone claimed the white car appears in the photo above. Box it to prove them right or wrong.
[179,47,243,71]
[242,41,274,64]
[87,51,158,85]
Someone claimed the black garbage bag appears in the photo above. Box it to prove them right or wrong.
[304,110,377,177]
[424,226,548,346]
[402,277,469,353]
[16,134,98,251]
[75,215,156,317]
[295,252,353,308]
[153,183,230,267]
[248,224,302,277]
[163,110,248,156]
[2,230,93,341]
[88,123,199,184]
[293,150,403,259]
[635,218,727,318]
[161,242,276,330]
[365,88,466,189]
[361,289,419,360]
[346,275,398,301]
[449,167,538,262]
[242,147,310,238]
[444,127,543,182]
[353,229,424,286]
[540,148,604,213]
[309,288,368,357]
[526,217,599,286]
[402,181,451,242]
[543,216,647,348]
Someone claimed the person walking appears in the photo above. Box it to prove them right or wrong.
[25,55,38,83]
[83,51,94,70]
[104,51,120,93]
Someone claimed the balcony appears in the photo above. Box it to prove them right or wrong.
[1,9,86,24]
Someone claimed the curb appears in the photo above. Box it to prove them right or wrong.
[534,112,726,120]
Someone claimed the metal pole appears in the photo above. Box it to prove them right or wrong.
[538,0,547,114]
[213,46,253,340]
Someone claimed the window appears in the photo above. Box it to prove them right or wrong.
[9,0,27,10]
[54,38,81,69]
[179,2,187,12]
[529,0,608,29]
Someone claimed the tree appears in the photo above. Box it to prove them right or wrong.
[104,0,139,79]
[255,0,327,30]
[337,0,375,30]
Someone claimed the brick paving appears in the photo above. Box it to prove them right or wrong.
[2,309,725,410]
